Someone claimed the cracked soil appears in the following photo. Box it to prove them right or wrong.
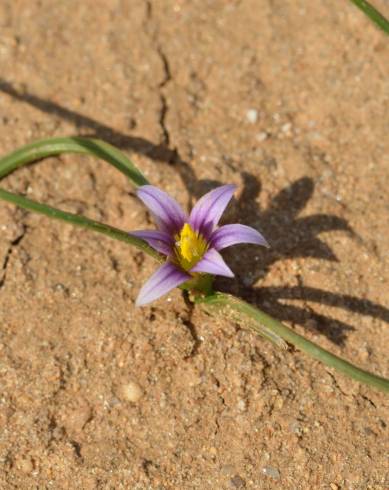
[0,1,388,489]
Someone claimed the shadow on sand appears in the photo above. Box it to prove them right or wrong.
[1,79,388,346]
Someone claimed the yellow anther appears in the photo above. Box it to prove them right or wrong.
[175,223,208,270]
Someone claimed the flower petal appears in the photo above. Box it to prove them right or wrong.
[137,185,187,234]
[129,230,173,256]
[190,248,234,278]
[210,224,269,251]
[136,262,190,306]
[189,184,236,237]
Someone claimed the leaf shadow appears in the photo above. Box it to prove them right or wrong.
[1,79,388,346]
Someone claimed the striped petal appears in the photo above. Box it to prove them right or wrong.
[130,230,173,256]
[189,184,236,238]
[137,185,187,234]
[136,262,190,306]
[210,224,269,251]
[190,248,234,278]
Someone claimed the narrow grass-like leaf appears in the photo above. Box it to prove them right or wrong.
[196,292,389,393]
[0,188,163,261]
[0,136,149,186]
[0,137,159,257]
[349,0,389,33]
[199,293,287,349]
[1,137,388,393]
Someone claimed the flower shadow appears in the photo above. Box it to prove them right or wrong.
[193,173,361,346]
[1,79,388,346]
[219,172,355,267]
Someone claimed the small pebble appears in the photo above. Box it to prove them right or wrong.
[120,381,143,402]
[237,399,247,411]
[221,464,235,476]
[262,466,280,480]
[256,131,268,142]
[230,475,246,488]
[246,109,258,124]
[274,396,284,409]
[16,457,34,474]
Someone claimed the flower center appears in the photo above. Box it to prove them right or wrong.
[175,223,208,270]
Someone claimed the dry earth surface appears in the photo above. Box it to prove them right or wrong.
[0,1,388,489]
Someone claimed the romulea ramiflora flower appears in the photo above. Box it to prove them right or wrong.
[131,184,269,305]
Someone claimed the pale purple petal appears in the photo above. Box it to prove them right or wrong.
[210,224,269,251]
[190,248,234,278]
[137,185,187,234]
[136,262,190,306]
[130,230,173,256]
[189,184,236,237]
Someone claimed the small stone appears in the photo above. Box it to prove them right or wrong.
[120,381,143,402]
[221,464,235,476]
[237,399,247,412]
[274,396,284,409]
[246,109,258,124]
[330,484,339,490]
[256,131,268,142]
[209,446,217,456]
[53,283,69,296]
[262,466,280,480]
[230,475,246,488]
[15,456,34,474]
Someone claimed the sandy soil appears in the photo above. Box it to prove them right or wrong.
[0,1,388,489]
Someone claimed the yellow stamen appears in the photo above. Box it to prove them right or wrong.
[175,223,208,271]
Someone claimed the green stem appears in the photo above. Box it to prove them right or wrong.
[349,0,389,33]
[197,292,389,393]
[0,188,163,262]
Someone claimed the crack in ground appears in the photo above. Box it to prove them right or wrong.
[360,394,376,409]
[212,373,227,438]
[69,439,83,460]
[327,371,349,397]
[144,1,173,147]
[157,46,172,88]
[181,316,201,359]
[158,92,170,146]
[180,291,201,361]
[182,293,201,358]
[155,45,172,146]
[0,226,26,289]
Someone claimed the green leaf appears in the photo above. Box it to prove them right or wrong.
[349,0,389,34]
[196,292,389,393]
[0,136,150,186]
[0,188,163,261]
[0,136,160,258]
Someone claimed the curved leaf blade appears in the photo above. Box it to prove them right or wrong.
[196,292,389,393]
[0,136,149,186]
[0,188,163,261]
[349,0,389,34]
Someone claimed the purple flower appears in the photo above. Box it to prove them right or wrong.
[131,184,269,305]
